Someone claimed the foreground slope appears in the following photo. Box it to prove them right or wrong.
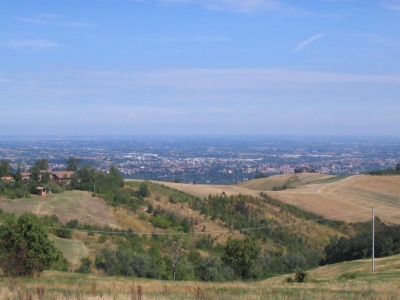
[1,255,399,300]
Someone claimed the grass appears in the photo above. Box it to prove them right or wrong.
[1,255,400,299]
[0,191,119,227]
[266,175,400,224]
[238,173,335,191]
[51,237,89,269]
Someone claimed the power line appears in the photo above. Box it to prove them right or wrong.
[44,209,371,236]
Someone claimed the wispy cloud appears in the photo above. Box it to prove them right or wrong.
[16,15,92,28]
[161,0,288,13]
[0,39,57,48]
[292,33,325,52]
[15,17,48,25]
[381,0,400,11]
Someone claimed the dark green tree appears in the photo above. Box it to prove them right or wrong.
[221,237,261,281]
[138,181,150,197]
[78,164,96,191]
[396,162,400,171]
[66,157,81,172]
[107,165,124,188]
[0,159,11,177]
[0,213,61,277]
[32,158,49,171]
[40,172,51,184]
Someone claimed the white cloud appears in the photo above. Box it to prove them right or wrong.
[292,33,325,52]
[16,15,92,28]
[0,39,57,48]
[381,0,400,10]
[162,0,284,12]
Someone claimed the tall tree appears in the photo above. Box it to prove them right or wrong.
[66,157,81,172]
[0,159,11,177]
[32,158,49,171]
[221,237,261,281]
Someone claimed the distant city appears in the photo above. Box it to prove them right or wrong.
[0,136,399,184]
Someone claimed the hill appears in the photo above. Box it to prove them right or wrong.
[1,177,399,284]
[267,174,400,224]
[0,182,345,276]
[160,174,400,224]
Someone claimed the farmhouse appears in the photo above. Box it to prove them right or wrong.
[20,171,75,184]
[51,171,75,183]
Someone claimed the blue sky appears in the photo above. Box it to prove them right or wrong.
[1,0,399,136]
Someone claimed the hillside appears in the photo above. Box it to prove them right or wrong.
[0,182,346,276]
[238,173,335,191]
[267,174,400,224]
[160,174,400,224]
[0,191,120,227]
[1,176,400,284]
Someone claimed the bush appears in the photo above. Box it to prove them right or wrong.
[75,257,92,274]
[294,270,307,283]
[338,272,356,280]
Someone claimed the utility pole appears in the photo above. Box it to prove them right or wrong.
[372,207,375,272]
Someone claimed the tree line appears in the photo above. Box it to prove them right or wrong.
[367,162,400,175]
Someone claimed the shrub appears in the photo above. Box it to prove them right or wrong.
[75,257,92,274]
[294,270,308,283]
[338,272,356,280]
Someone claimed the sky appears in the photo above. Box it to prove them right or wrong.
[1,0,399,136]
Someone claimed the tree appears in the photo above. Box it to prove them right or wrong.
[396,162,400,171]
[66,157,81,172]
[0,213,61,277]
[107,165,124,188]
[138,181,150,197]
[221,237,261,281]
[0,159,11,177]
[254,172,267,179]
[32,158,49,171]
[78,164,96,191]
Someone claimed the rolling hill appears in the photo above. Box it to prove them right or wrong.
[159,174,400,224]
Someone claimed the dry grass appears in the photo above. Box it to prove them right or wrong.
[0,191,119,228]
[155,175,400,224]
[1,255,400,300]
[238,173,334,191]
[151,181,261,199]
[51,236,89,269]
[267,175,400,224]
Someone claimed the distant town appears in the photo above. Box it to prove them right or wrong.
[0,136,399,184]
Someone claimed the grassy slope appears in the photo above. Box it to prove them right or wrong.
[238,173,335,191]
[0,191,119,227]
[1,255,399,300]
[267,174,400,224]
[0,184,343,270]
[161,174,400,224]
